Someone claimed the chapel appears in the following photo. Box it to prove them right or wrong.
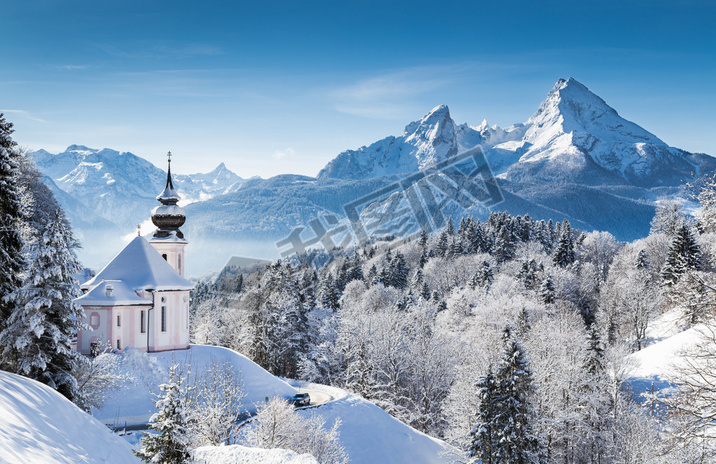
[75,153,193,354]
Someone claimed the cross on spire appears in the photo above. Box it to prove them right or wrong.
[167,151,172,163]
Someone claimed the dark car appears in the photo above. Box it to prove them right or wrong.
[288,393,310,407]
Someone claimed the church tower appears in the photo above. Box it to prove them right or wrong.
[149,152,187,277]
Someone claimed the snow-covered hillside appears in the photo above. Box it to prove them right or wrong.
[96,345,298,427]
[294,391,455,463]
[0,370,140,464]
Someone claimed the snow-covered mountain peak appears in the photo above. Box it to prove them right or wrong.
[318,104,467,179]
[525,78,665,147]
[403,104,451,135]
[503,78,704,186]
[403,104,457,169]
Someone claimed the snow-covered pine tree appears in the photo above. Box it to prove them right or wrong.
[320,273,340,312]
[553,220,575,267]
[468,369,500,464]
[0,208,86,402]
[0,114,25,329]
[540,275,555,305]
[435,230,449,257]
[446,217,455,236]
[493,327,542,464]
[135,363,193,464]
[493,225,515,264]
[662,223,702,284]
[389,251,408,290]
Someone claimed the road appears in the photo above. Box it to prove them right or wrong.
[112,386,337,433]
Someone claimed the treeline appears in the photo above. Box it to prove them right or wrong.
[193,185,716,462]
[0,114,90,406]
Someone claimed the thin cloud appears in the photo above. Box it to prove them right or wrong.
[0,109,48,123]
[56,64,91,71]
[330,63,481,119]
[97,42,224,60]
[273,147,295,160]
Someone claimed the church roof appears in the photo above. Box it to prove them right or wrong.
[80,236,193,292]
[75,280,152,306]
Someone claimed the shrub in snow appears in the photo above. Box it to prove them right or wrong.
[185,360,245,447]
[241,397,347,464]
[73,345,131,412]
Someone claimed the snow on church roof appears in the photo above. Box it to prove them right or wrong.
[80,236,193,292]
[75,280,152,306]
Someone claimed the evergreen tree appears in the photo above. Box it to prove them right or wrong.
[540,276,555,305]
[635,249,649,271]
[493,328,542,464]
[0,114,25,328]
[363,263,376,284]
[471,261,494,289]
[468,369,500,464]
[389,252,408,290]
[0,209,86,402]
[435,230,449,257]
[493,226,515,264]
[446,217,455,236]
[662,224,702,284]
[135,363,193,464]
[320,273,340,311]
[553,220,575,267]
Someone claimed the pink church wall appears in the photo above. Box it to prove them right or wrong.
[77,290,190,354]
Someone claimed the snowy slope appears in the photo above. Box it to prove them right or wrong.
[194,445,318,464]
[96,345,298,427]
[0,370,140,464]
[294,393,455,464]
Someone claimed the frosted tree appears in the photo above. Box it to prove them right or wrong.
[406,300,457,435]
[468,369,500,464]
[492,327,542,464]
[493,225,515,264]
[319,273,340,311]
[0,209,86,402]
[689,173,716,233]
[539,275,555,305]
[73,349,130,413]
[553,220,575,267]
[242,397,347,464]
[185,361,245,447]
[650,200,690,236]
[0,114,25,329]
[662,224,702,284]
[135,363,193,464]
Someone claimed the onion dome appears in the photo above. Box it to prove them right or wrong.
[151,152,186,239]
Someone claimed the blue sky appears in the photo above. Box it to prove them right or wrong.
[1,0,714,177]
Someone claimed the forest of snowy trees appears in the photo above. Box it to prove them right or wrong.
[6,106,716,462]
[0,113,90,405]
[192,190,716,462]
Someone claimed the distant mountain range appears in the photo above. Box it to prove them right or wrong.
[30,78,715,275]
